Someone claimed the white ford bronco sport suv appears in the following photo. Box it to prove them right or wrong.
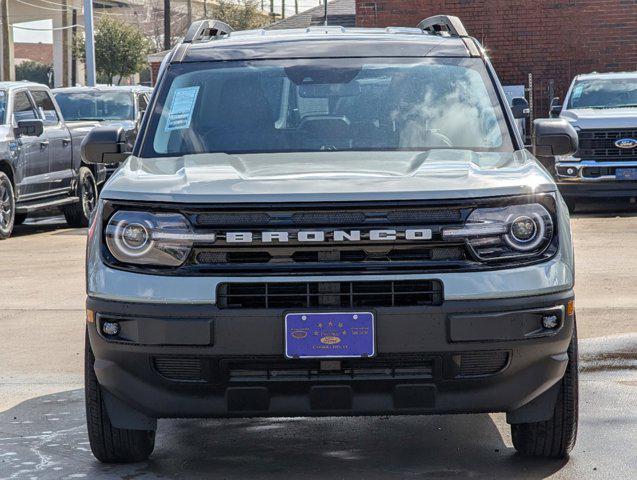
[551,71,637,208]
[82,16,580,463]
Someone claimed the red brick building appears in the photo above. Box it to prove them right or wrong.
[356,0,637,115]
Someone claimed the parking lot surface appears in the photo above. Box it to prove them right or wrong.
[1,206,636,479]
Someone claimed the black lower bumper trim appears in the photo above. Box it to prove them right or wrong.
[87,290,574,421]
[557,181,637,198]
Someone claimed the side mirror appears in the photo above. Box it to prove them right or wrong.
[549,97,562,118]
[533,118,578,157]
[17,119,44,137]
[511,97,530,119]
[81,126,129,164]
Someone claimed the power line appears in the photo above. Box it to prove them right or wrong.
[14,0,71,12]
[11,23,84,30]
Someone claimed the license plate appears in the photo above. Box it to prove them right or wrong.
[284,312,375,359]
[616,168,637,180]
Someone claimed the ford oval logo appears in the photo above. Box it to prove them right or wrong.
[615,138,637,149]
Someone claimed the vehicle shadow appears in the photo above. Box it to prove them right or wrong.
[10,215,86,238]
[569,198,637,218]
[0,389,567,480]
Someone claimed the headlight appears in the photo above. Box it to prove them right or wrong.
[555,154,579,162]
[105,210,208,266]
[442,203,554,261]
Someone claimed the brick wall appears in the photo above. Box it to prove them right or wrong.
[356,0,637,115]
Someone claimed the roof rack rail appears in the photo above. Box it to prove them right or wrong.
[417,15,468,37]
[183,19,233,43]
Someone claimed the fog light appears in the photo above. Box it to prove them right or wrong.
[566,167,575,175]
[102,321,120,336]
[541,315,559,329]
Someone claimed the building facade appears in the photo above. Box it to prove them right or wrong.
[356,0,637,116]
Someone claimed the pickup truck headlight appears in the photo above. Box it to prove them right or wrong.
[555,154,579,162]
[442,203,554,261]
[105,211,201,266]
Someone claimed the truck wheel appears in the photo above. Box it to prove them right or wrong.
[0,172,16,239]
[511,324,578,458]
[63,167,97,228]
[85,330,155,463]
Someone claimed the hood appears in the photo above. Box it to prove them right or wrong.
[101,149,556,204]
[561,108,637,129]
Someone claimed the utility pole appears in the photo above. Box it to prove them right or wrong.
[324,0,328,25]
[282,0,285,18]
[84,0,96,86]
[270,0,274,21]
[62,0,69,87]
[71,8,77,86]
[0,0,14,81]
[295,0,298,14]
[186,0,192,26]
[164,0,171,51]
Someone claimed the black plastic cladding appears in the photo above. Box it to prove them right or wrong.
[100,194,559,277]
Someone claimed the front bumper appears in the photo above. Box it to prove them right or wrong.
[87,290,574,422]
[556,160,637,198]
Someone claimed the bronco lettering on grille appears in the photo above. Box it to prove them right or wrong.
[221,229,433,244]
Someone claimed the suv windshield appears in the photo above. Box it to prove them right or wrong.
[567,78,637,109]
[143,57,513,157]
[54,91,135,121]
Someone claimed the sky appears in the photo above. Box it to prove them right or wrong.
[13,20,53,44]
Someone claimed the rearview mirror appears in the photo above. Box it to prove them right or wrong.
[533,118,578,157]
[549,97,562,118]
[511,97,530,119]
[17,119,44,137]
[81,126,129,164]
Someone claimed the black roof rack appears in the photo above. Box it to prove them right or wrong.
[183,19,234,43]
[417,15,468,37]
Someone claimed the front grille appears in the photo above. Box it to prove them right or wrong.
[103,197,558,275]
[195,207,463,228]
[578,129,637,160]
[455,351,509,378]
[184,204,470,274]
[152,351,509,384]
[224,354,435,382]
[195,245,465,266]
[217,280,443,309]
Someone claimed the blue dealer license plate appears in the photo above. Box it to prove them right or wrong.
[616,168,637,181]
[284,312,375,359]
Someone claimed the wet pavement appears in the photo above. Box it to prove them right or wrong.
[1,335,635,480]
[1,203,636,479]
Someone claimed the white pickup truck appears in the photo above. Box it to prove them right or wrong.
[551,71,637,209]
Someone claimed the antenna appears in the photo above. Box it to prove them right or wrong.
[324,0,328,26]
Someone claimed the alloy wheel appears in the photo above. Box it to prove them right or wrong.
[82,175,96,217]
[0,179,12,231]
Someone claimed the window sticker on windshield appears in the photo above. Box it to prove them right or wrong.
[165,86,199,131]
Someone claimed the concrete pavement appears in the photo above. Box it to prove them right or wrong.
[0,207,635,479]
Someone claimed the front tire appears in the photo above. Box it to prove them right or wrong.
[63,167,97,228]
[85,331,155,463]
[511,323,578,458]
[0,172,16,239]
